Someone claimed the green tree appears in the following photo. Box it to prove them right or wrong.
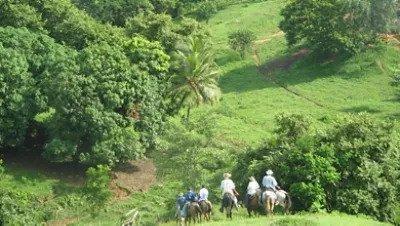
[40,42,148,166]
[279,0,398,56]
[0,2,44,31]
[169,36,221,123]
[72,0,154,26]
[228,29,256,59]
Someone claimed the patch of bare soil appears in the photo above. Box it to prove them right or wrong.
[254,31,285,45]
[46,217,78,226]
[110,159,156,199]
[260,48,310,74]
[381,34,400,49]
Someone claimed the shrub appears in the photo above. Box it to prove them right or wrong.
[234,113,400,222]
[0,189,49,225]
[84,165,112,205]
[195,1,218,23]
[228,29,256,59]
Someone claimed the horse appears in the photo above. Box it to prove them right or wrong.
[244,192,260,217]
[198,200,212,221]
[220,192,236,219]
[185,202,202,224]
[261,189,291,216]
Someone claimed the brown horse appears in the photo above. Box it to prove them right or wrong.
[185,202,202,224]
[262,190,292,216]
[245,193,260,217]
[220,192,236,219]
[198,200,212,221]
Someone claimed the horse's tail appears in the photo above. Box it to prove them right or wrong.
[285,193,292,213]
[207,201,213,211]
[195,203,203,214]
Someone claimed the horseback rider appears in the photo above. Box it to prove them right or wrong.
[245,176,260,207]
[176,193,187,221]
[261,169,281,205]
[219,172,239,212]
[185,187,198,203]
[198,185,209,202]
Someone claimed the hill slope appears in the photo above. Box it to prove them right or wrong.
[189,0,400,146]
[161,212,391,226]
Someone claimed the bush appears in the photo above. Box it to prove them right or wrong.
[228,29,256,59]
[84,165,112,205]
[0,188,50,225]
[234,113,400,222]
[195,1,218,23]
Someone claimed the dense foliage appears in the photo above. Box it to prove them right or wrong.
[279,0,399,56]
[155,116,235,200]
[0,0,207,166]
[234,113,400,222]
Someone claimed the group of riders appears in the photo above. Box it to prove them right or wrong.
[176,169,288,221]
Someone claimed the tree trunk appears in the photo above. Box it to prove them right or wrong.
[186,106,191,124]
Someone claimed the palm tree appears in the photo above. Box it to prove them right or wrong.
[170,36,221,123]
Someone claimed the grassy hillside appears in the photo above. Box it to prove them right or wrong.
[1,0,399,225]
[161,212,391,226]
[187,0,400,146]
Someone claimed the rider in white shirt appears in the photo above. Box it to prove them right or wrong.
[245,176,260,207]
[220,173,239,211]
[198,185,209,202]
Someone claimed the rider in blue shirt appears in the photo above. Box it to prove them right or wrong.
[176,193,188,221]
[185,188,198,203]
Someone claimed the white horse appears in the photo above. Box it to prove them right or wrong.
[261,189,291,215]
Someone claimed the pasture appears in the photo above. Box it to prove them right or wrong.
[188,0,400,146]
[160,211,391,226]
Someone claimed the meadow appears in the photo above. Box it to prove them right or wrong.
[188,0,400,146]
[160,213,391,226]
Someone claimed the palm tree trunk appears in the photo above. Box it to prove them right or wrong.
[186,106,191,124]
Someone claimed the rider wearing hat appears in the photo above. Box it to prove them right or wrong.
[261,169,281,205]
[220,172,239,212]
[262,170,279,192]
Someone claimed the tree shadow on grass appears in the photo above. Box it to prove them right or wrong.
[260,46,389,87]
[341,105,382,114]
[220,63,278,93]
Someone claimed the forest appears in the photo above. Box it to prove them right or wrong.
[0,0,399,225]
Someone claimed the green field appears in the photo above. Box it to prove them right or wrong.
[187,0,400,146]
[161,212,391,226]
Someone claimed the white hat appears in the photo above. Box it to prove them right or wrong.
[223,173,232,178]
[266,170,273,175]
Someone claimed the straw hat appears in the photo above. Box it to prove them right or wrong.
[223,173,232,178]
[249,176,256,182]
